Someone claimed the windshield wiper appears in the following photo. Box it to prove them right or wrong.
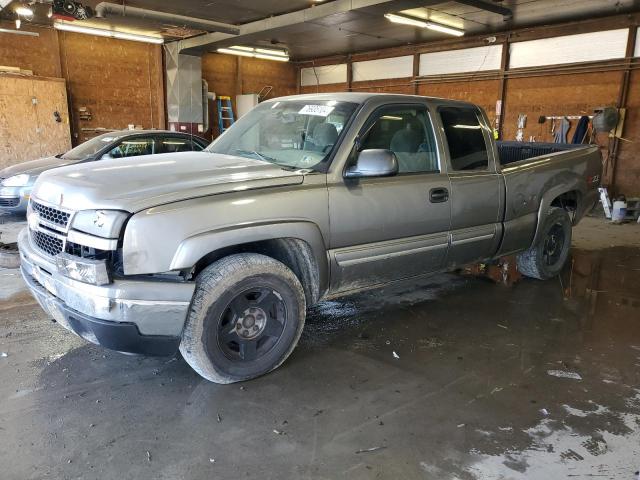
[233,149,279,164]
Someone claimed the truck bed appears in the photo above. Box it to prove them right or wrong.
[497,141,586,166]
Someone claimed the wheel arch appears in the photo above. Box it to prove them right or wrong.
[532,184,583,246]
[170,222,328,305]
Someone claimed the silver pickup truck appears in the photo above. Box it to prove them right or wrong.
[18,93,601,383]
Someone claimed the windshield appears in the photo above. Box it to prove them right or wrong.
[207,100,358,170]
[61,132,124,160]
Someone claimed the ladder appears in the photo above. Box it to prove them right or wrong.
[217,96,235,135]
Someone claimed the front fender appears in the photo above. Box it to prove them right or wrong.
[168,221,329,291]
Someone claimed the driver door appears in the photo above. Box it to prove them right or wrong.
[328,104,451,293]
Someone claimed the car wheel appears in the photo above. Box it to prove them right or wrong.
[517,207,572,280]
[179,253,306,383]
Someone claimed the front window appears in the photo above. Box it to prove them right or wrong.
[104,138,156,158]
[207,100,358,170]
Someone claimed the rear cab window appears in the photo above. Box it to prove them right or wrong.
[438,106,490,171]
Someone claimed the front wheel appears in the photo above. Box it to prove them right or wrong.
[517,207,572,280]
[180,253,306,383]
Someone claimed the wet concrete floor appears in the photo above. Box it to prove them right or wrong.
[0,215,639,479]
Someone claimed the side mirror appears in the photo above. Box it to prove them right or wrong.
[344,149,399,179]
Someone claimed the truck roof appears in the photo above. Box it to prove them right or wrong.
[270,92,478,109]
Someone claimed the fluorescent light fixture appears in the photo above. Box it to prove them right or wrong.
[0,27,38,36]
[254,53,289,62]
[426,22,465,37]
[384,13,464,37]
[15,5,33,16]
[54,22,164,44]
[255,47,288,57]
[217,45,289,62]
[217,47,254,57]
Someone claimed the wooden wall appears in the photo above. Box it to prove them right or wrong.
[0,75,71,168]
[58,31,165,144]
[0,22,61,77]
[297,16,640,196]
[0,22,165,158]
[201,53,297,137]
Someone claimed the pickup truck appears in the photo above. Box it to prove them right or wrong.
[18,93,602,383]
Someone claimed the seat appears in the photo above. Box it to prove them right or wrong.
[309,123,338,152]
[390,121,438,173]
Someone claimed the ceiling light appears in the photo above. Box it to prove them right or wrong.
[384,13,428,28]
[54,22,164,44]
[384,13,464,37]
[426,22,465,37]
[218,45,289,62]
[0,27,38,36]
[15,18,20,29]
[254,53,289,62]
[15,5,33,16]
[255,47,288,57]
[230,45,254,52]
[217,47,254,57]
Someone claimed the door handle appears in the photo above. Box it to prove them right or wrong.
[429,188,449,203]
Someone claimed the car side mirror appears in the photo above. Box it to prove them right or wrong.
[344,149,399,179]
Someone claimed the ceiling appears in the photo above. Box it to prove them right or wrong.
[1,0,638,59]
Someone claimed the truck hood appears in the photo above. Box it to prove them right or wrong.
[0,155,79,179]
[31,152,305,212]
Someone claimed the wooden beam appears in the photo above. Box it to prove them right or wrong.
[608,25,637,191]
[412,53,420,95]
[497,38,510,139]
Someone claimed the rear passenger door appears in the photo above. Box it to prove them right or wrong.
[437,106,503,267]
[328,104,451,292]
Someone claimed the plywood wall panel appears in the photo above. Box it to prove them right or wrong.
[0,21,61,77]
[418,79,501,125]
[58,31,165,144]
[615,70,640,196]
[352,78,413,94]
[502,72,620,143]
[0,75,71,168]
[300,83,348,94]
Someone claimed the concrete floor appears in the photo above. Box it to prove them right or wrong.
[1,214,639,480]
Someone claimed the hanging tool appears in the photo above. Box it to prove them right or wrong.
[217,96,235,135]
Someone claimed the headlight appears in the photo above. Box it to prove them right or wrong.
[56,253,110,285]
[71,209,129,239]
[1,174,30,187]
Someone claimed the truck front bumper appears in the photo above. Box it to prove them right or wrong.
[18,228,195,356]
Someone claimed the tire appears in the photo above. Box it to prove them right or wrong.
[179,253,306,384]
[517,207,572,280]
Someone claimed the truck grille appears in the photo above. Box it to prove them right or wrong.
[31,201,71,229]
[0,197,20,207]
[32,230,64,257]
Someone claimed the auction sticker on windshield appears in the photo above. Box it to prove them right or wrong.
[298,105,335,117]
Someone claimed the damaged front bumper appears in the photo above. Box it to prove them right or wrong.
[18,228,195,355]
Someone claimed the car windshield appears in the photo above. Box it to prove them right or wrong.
[61,132,125,161]
[206,100,358,170]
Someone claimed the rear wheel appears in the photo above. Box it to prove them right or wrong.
[180,253,306,383]
[517,207,572,280]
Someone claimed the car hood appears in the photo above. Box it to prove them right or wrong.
[31,152,306,212]
[0,155,79,179]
